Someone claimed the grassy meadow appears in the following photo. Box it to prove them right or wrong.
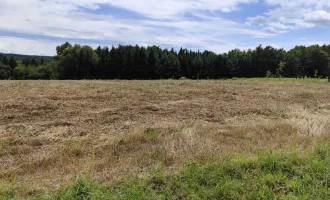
[0,79,330,199]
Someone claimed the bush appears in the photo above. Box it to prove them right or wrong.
[13,62,59,80]
[13,64,28,79]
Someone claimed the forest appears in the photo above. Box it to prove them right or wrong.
[1,42,330,80]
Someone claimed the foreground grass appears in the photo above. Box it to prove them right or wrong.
[2,80,330,197]
[5,143,327,200]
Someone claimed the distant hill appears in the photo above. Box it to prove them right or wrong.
[2,53,54,61]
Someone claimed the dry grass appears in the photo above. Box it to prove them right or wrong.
[1,80,330,197]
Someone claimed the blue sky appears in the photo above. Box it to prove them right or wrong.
[1,0,330,55]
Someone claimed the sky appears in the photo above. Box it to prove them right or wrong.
[1,0,330,56]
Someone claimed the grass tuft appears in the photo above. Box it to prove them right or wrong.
[145,128,159,139]
[33,176,111,200]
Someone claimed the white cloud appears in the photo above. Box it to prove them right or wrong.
[221,8,232,13]
[0,0,276,55]
[246,0,330,32]
[2,0,328,55]
[0,36,60,55]
[304,10,330,27]
[265,0,330,8]
[264,27,280,34]
[106,0,258,19]
[247,15,267,24]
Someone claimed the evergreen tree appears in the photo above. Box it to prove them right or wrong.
[0,61,11,79]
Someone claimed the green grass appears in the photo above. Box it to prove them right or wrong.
[5,143,330,200]
[145,128,159,138]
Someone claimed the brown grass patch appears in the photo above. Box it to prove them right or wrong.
[0,80,330,196]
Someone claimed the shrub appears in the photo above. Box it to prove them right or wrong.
[12,61,59,80]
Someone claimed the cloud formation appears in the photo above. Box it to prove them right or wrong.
[0,0,329,55]
[304,10,330,27]
[248,0,330,30]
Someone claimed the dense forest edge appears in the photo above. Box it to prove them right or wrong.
[2,53,53,62]
[1,43,330,80]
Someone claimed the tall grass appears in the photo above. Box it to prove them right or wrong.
[23,143,330,200]
[234,77,328,83]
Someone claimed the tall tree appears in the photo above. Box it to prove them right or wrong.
[191,53,203,79]
[0,61,11,79]
[147,47,160,79]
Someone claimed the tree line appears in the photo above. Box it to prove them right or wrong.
[1,42,330,80]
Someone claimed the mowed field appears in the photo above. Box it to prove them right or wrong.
[1,80,330,197]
